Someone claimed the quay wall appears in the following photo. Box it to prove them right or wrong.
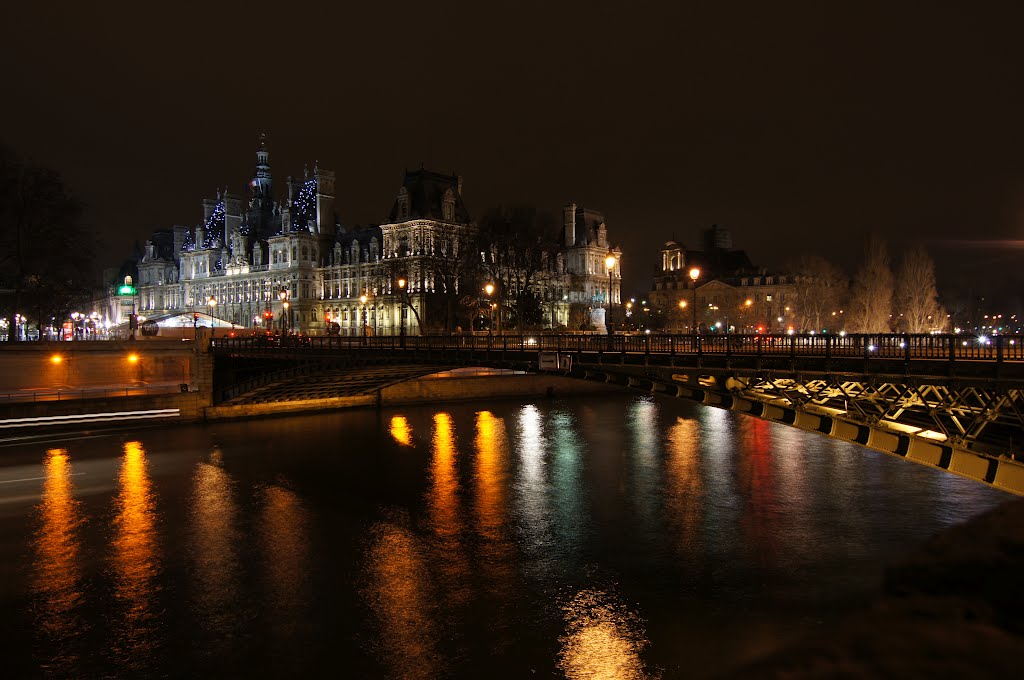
[0,340,193,392]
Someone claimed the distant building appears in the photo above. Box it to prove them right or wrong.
[560,204,622,331]
[96,138,621,336]
[650,225,797,332]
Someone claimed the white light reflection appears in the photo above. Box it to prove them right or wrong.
[515,405,550,554]
[627,398,660,531]
[549,411,586,567]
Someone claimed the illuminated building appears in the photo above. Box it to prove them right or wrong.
[96,138,622,336]
[650,225,798,333]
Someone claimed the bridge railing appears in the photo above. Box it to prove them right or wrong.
[211,332,1023,364]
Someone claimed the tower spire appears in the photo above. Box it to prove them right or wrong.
[252,132,272,197]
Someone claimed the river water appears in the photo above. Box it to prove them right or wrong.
[0,393,1010,678]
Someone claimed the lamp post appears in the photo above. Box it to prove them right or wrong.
[189,295,199,339]
[278,287,289,334]
[689,267,700,333]
[605,251,617,336]
[360,293,369,342]
[397,276,407,347]
[208,295,216,337]
[678,299,687,333]
[484,282,495,336]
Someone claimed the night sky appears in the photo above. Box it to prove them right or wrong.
[4,2,1024,307]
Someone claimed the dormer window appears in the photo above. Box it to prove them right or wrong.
[396,187,409,221]
[442,188,455,221]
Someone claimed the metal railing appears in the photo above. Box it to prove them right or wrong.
[0,383,188,404]
[211,332,1024,364]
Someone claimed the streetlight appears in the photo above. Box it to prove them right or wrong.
[360,293,369,340]
[689,267,700,333]
[208,295,216,337]
[484,282,495,335]
[397,276,407,346]
[278,287,289,334]
[605,250,616,336]
[678,299,687,333]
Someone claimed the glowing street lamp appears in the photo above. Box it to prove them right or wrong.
[360,293,369,340]
[605,250,617,336]
[279,287,289,333]
[484,283,495,335]
[397,276,407,346]
[689,267,701,333]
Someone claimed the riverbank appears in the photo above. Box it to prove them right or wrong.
[727,497,1024,678]
[0,373,624,432]
[205,372,623,420]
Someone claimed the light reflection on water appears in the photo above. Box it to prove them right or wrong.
[258,481,311,645]
[390,415,414,447]
[189,449,242,657]
[665,415,704,560]
[364,512,441,680]
[559,588,651,680]
[12,394,1012,678]
[31,449,87,674]
[109,440,161,671]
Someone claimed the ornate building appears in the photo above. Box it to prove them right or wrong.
[96,139,623,336]
[650,225,797,333]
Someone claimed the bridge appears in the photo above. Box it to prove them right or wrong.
[212,332,1024,495]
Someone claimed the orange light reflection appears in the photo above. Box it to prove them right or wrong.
[190,454,241,642]
[258,483,311,661]
[665,417,704,558]
[110,440,161,668]
[365,517,440,679]
[31,448,87,671]
[390,415,414,446]
[558,589,651,680]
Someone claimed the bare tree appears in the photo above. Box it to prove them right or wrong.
[846,234,894,332]
[785,255,848,332]
[479,205,560,333]
[0,144,93,340]
[895,245,944,333]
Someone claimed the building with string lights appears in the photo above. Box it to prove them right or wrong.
[94,138,623,337]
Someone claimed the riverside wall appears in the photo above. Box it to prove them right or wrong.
[0,339,194,392]
[203,374,624,421]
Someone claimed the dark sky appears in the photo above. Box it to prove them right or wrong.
[4,2,1024,307]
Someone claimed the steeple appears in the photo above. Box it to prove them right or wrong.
[248,132,278,241]
[252,132,272,198]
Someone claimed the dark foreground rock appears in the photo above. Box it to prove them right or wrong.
[726,498,1024,678]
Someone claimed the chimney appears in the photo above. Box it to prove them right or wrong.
[457,175,464,195]
[563,203,577,247]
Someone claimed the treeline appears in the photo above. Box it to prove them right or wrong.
[787,234,945,333]
[0,145,98,340]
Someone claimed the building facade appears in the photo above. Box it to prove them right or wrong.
[96,140,622,336]
[650,226,798,333]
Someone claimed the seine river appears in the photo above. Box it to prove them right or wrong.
[0,393,1010,678]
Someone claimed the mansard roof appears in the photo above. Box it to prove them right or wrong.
[680,248,757,279]
[386,169,471,223]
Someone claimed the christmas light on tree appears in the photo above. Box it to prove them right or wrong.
[203,200,226,248]
[292,177,317,233]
